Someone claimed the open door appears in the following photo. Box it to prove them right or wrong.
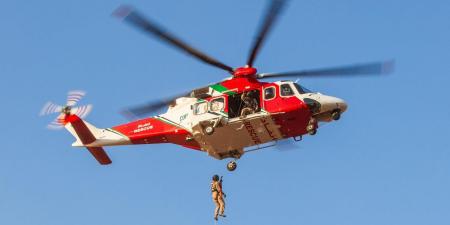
[227,89,261,118]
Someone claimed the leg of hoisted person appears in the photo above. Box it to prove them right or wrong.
[218,194,226,217]
[212,192,220,220]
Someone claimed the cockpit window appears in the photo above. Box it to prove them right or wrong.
[280,84,295,96]
[293,83,312,94]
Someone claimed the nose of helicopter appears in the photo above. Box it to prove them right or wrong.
[301,93,349,121]
[304,94,348,121]
[320,96,347,121]
[325,96,348,115]
[335,97,348,113]
[315,95,348,113]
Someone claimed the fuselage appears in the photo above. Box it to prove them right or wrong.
[108,77,347,160]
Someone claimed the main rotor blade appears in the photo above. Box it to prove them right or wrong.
[256,60,395,79]
[114,6,234,73]
[247,0,287,67]
[120,93,190,120]
[120,83,216,120]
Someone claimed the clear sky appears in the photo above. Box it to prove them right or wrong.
[1,0,449,224]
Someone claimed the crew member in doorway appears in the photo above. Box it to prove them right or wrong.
[240,91,258,118]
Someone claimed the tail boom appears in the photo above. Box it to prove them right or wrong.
[64,115,130,165]
[63,115,201,165]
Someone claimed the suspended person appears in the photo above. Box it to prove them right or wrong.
[211,174,226,221]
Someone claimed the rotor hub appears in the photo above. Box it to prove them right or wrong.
[233,67,257,78]
[62,106,72,115]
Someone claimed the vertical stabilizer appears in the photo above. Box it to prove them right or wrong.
[64,115,112,165]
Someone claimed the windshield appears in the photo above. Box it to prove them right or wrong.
[293,83,313,94]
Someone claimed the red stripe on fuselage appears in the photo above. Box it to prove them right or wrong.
[112,117,201,150]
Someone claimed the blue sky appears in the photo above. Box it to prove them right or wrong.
[1,0,449,224]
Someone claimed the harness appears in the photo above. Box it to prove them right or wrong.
[211,181,219,193]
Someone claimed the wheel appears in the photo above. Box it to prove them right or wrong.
[331,110,341,120]
[306,124,315,132]
[227,161,237,171]
[204,126,214,135]
[308,129,317,135]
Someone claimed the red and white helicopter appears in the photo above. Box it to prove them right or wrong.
[41,1,393,171]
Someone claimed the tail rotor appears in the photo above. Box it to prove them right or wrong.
[40,90,93,129]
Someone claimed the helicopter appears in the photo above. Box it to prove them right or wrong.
[40,0,393,171]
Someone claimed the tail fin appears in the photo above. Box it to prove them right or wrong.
[64,114,112,165]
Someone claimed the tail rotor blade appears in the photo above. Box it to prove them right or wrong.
[40,102,63,116]
[41,90,92,130]
[70,104,93,119]
[46,114,65,130]
[66,90,86,107]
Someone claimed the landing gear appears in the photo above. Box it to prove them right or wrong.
[307,128,317,135]
[331,110,341,121]
[227,161,237,171]
[307,118,317,135]
[308,129,317,135]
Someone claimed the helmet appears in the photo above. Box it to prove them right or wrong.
[212,174,220,181]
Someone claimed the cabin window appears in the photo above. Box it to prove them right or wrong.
[280,84,295,96]
[210,97,225,112]
[193,102,208,115]
[264,87,276,100]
